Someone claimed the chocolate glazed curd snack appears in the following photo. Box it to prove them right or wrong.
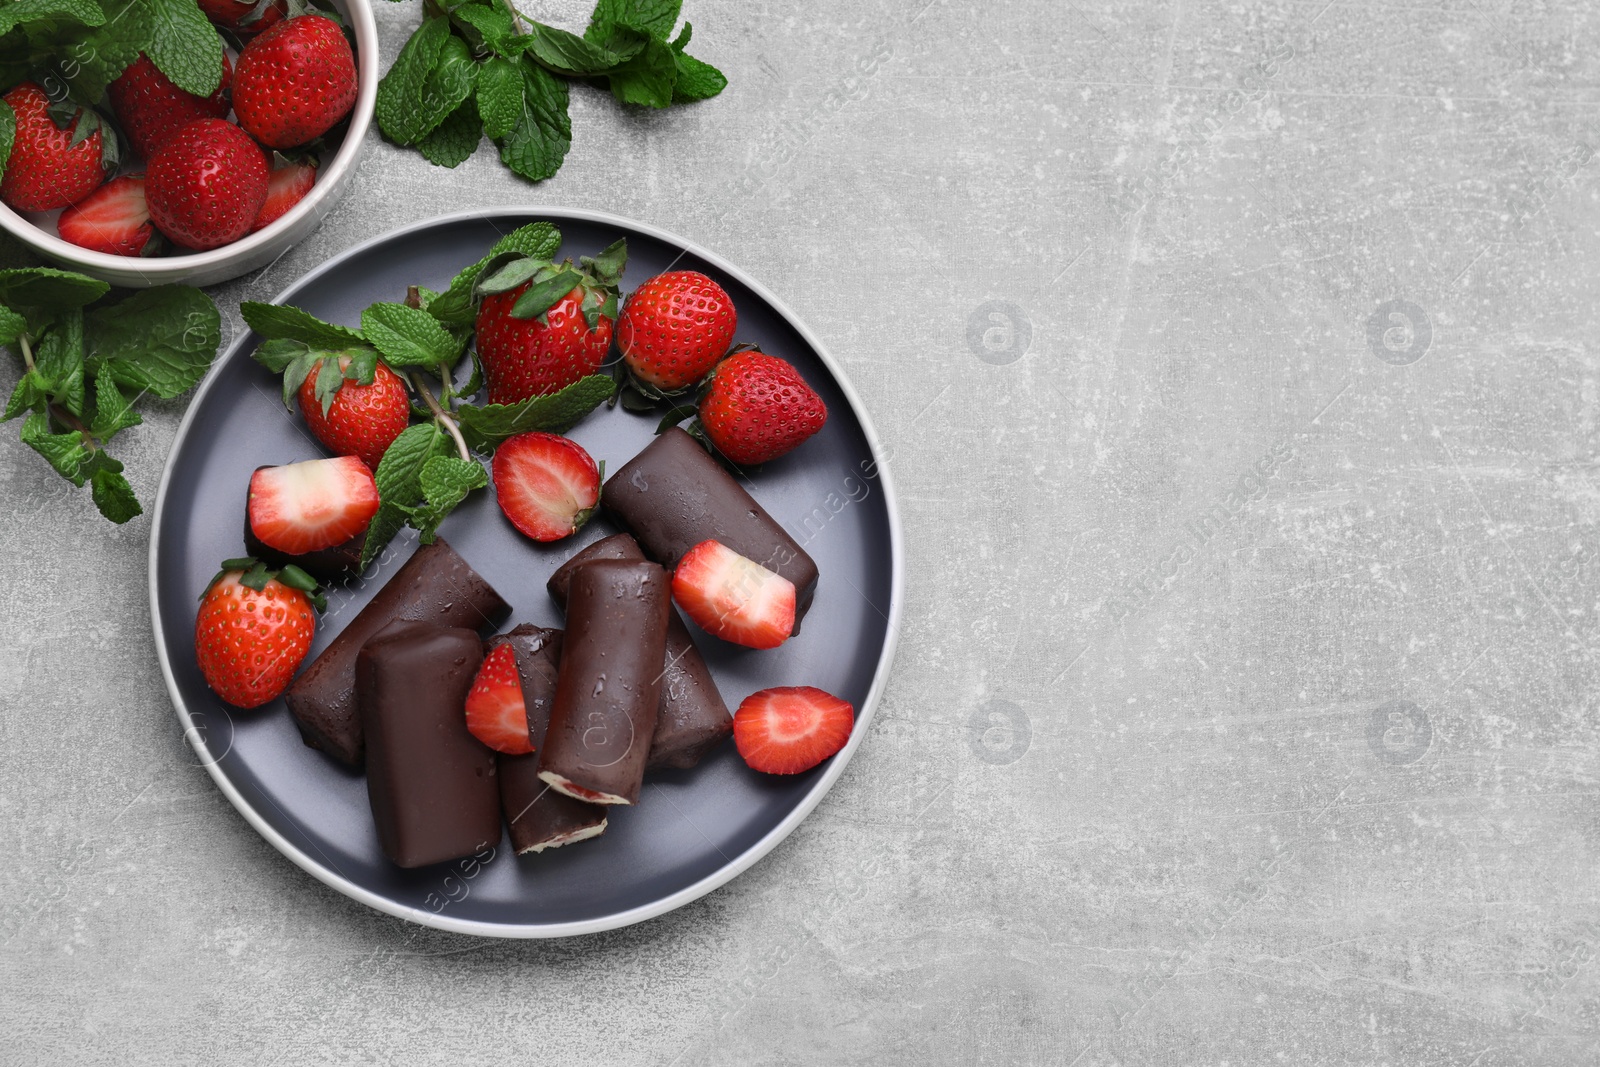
[537,559,670,805]
[549,534,733,770]
[602,427,819,621]
[492,625,609,854]
[357,621,500,869]
[285,538,510,766]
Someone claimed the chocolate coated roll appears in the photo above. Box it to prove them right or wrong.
[650,612,732,768]
[286,538,509,766]
[603,428,818,618]
[357,622,500,869]
[242,466,364,582]
[537,560,669,805]
[492,625,608,853]
[549,534,731,769]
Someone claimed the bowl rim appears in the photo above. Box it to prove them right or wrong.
[0,0,379,281]
[147,206,906,939]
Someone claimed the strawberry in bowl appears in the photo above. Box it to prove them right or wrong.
[0,0,375,289]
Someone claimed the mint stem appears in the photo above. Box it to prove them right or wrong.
[18,333,34,373]
[409,370,471,462]
[22,332,99,449]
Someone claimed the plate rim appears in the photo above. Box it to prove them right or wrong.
[148,206,905,938]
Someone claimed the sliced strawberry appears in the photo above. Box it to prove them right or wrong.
[57,175,155,257]
[670,539,796,650]
[251,156,317,233]
[490,432,600,543]
[247,456,379,555]
[733,687,855,774]
[465,643,533,755]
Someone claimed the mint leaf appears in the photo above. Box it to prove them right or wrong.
[522,23,635,76]
[418,95,481,168]
[411,33,477,143]
[147,0,224,97]
[456,374,613,451]
[39,0,150,104]
[34,307,85,417]
[361,302,459,369]
[0,0,104,36]
[363,421,456,566]
[87,286,220,399]
[451,1,514,55]
[89,375,141,439]
[604,36,677,108]
[491,220,563,260]
[412,454,487,542]
[672,50,725,102]
[475,55,522,140]
[375,15,451,145]
[90,465,140,523]
[427,221,563,326]
[2,371,47,422]
[587,0,682,40]
[0,99,13,181]
[241,301,365,348]
[0,267,107,309]
[19,412,90,485]
[499,59,570,182]
[0,304,26,346]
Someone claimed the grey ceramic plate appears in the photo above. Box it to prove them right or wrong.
[149,208,902,937]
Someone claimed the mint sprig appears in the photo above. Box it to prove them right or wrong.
[375,0,726,182]
[2,269,222,524]
[247,222,618,568]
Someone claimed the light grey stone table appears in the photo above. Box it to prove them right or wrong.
[5,0,1600,1062]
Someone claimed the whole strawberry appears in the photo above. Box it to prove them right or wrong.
[194,559,323,709]
[0,83,111,212]
[618,271,737,393]
[698,350,828,465]
[234,15,357,149]
[108,52,233,160]
[199,0,286,36]
[146,118,269,250]
[297,356,411,469]
[475,240,626,404]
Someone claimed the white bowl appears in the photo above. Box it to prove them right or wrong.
[0,0,377,289]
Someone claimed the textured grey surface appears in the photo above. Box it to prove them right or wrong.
[4,0,1600,1062]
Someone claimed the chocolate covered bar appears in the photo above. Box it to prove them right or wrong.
[285,538,509,766]
[549,535,732,769]
[492,625,608,853]
[603,427,819,618]
[357,622,500,868]
[242,467,364,581]
[537,559,669,805]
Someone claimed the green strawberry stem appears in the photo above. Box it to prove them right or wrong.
[409,369,471,462]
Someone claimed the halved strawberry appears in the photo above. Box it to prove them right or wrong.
[251,155,316,233]
[733,687,855,774]
[670,539,796,650]
[57,175,155,257]
[490,432,600,543]
[247,456,379,555]
[465,643,533,755]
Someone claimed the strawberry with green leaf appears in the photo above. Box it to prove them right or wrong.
[474,237,626,404]
[194,558,324,709]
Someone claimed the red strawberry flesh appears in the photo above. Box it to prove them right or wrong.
[671,539,796,650]
[57,175,154,257]
[248,456,379,555]
[251,156,317,232]
[490,432,600,543]
[733,687,855,775]
[465,643,534,755]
